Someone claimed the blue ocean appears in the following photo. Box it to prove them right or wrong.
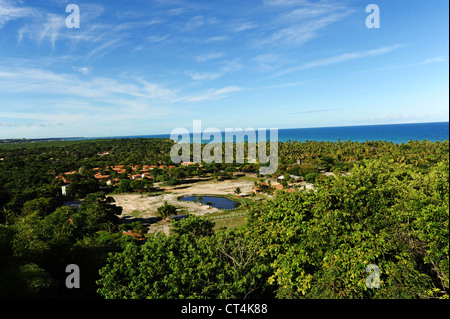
[274,122,449,143]
[101,122,449,144]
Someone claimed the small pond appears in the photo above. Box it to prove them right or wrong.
[179,196,240,210]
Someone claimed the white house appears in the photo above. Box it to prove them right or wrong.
[277,175,302,182]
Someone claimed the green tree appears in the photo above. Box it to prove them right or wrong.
[319,156,335,171]
[78,192,122,233]
[116,179,132,193]
[247,159,448,299]
[22,197,58,218]
[165,178,179,186]
[0,262,55,298]
[157,201,177,219]
[171,215,215,238]
[11,212,50,264]
[305,172,318,183]
[0,224,14,266]
[97,227,273,299]
[66,175,100,199]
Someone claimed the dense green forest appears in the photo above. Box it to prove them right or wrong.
[0,138,448,299]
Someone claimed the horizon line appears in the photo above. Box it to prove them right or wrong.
[1,121,448,141]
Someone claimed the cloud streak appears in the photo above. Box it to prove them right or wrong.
[175,86,244,102]
[256,0,352,48]
[417,55,448,65]
[289,108,339,115]
[0,0,35,28]
[275,44,404,76]
[0,62,246,131]
[195,52,227,62]
[186,60,243,81]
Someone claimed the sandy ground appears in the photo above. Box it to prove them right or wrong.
[111,176,315,236]
[112,178,256,215]
[110,177,257,236]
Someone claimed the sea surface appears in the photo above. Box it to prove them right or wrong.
[95,122,449,144]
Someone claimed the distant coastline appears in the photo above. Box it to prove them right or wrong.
[2,122,448,145]
[0,137,85,144]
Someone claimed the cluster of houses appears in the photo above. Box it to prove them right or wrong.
[57,163,308,196]
[252,182,297,194]
[252,174,304,194]
[56,164,179,185]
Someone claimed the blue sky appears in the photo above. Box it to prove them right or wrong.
[0,0,448,138]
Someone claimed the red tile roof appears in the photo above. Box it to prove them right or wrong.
[181,162,197,166]
[57,164,178,184]
[122,230,146,241]
[94,173,110,179]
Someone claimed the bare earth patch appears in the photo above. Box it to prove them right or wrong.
[110,178,256,236]
[111,175,315,236]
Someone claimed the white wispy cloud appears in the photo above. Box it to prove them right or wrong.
[232,22,257,32]
[147,35,169,43]
[167,7,185,16]
[0,0,35,28]
[263,81,305,89]
[275,44,404,76]
[7,2,140,58]
[256,0,352,48]
[417,55,448,65]
[137,79,176,101]
[257,12,349,48]
[175,86,244,102]
[282,7,333,20]
[86,38,123,59]
[73,67,92,75]
[359,55,448,73]
[0,70,15,77]
[289,108,339,115]
[37,13,66,49]
[0,66,174,103]
[186,60,242,81]
[203,35,228,43]
[13,2,108,48]
[0,65,180,135]
[185,70,222,81]
[262,0,311,6]
[195,52,227,62]
[177,15,219,31]
[0,61,245,129]
[113,19,163,32]
[254,54,282,72]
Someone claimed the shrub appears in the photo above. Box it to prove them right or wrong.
[157,201,177,219]
[305,172,319,183]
